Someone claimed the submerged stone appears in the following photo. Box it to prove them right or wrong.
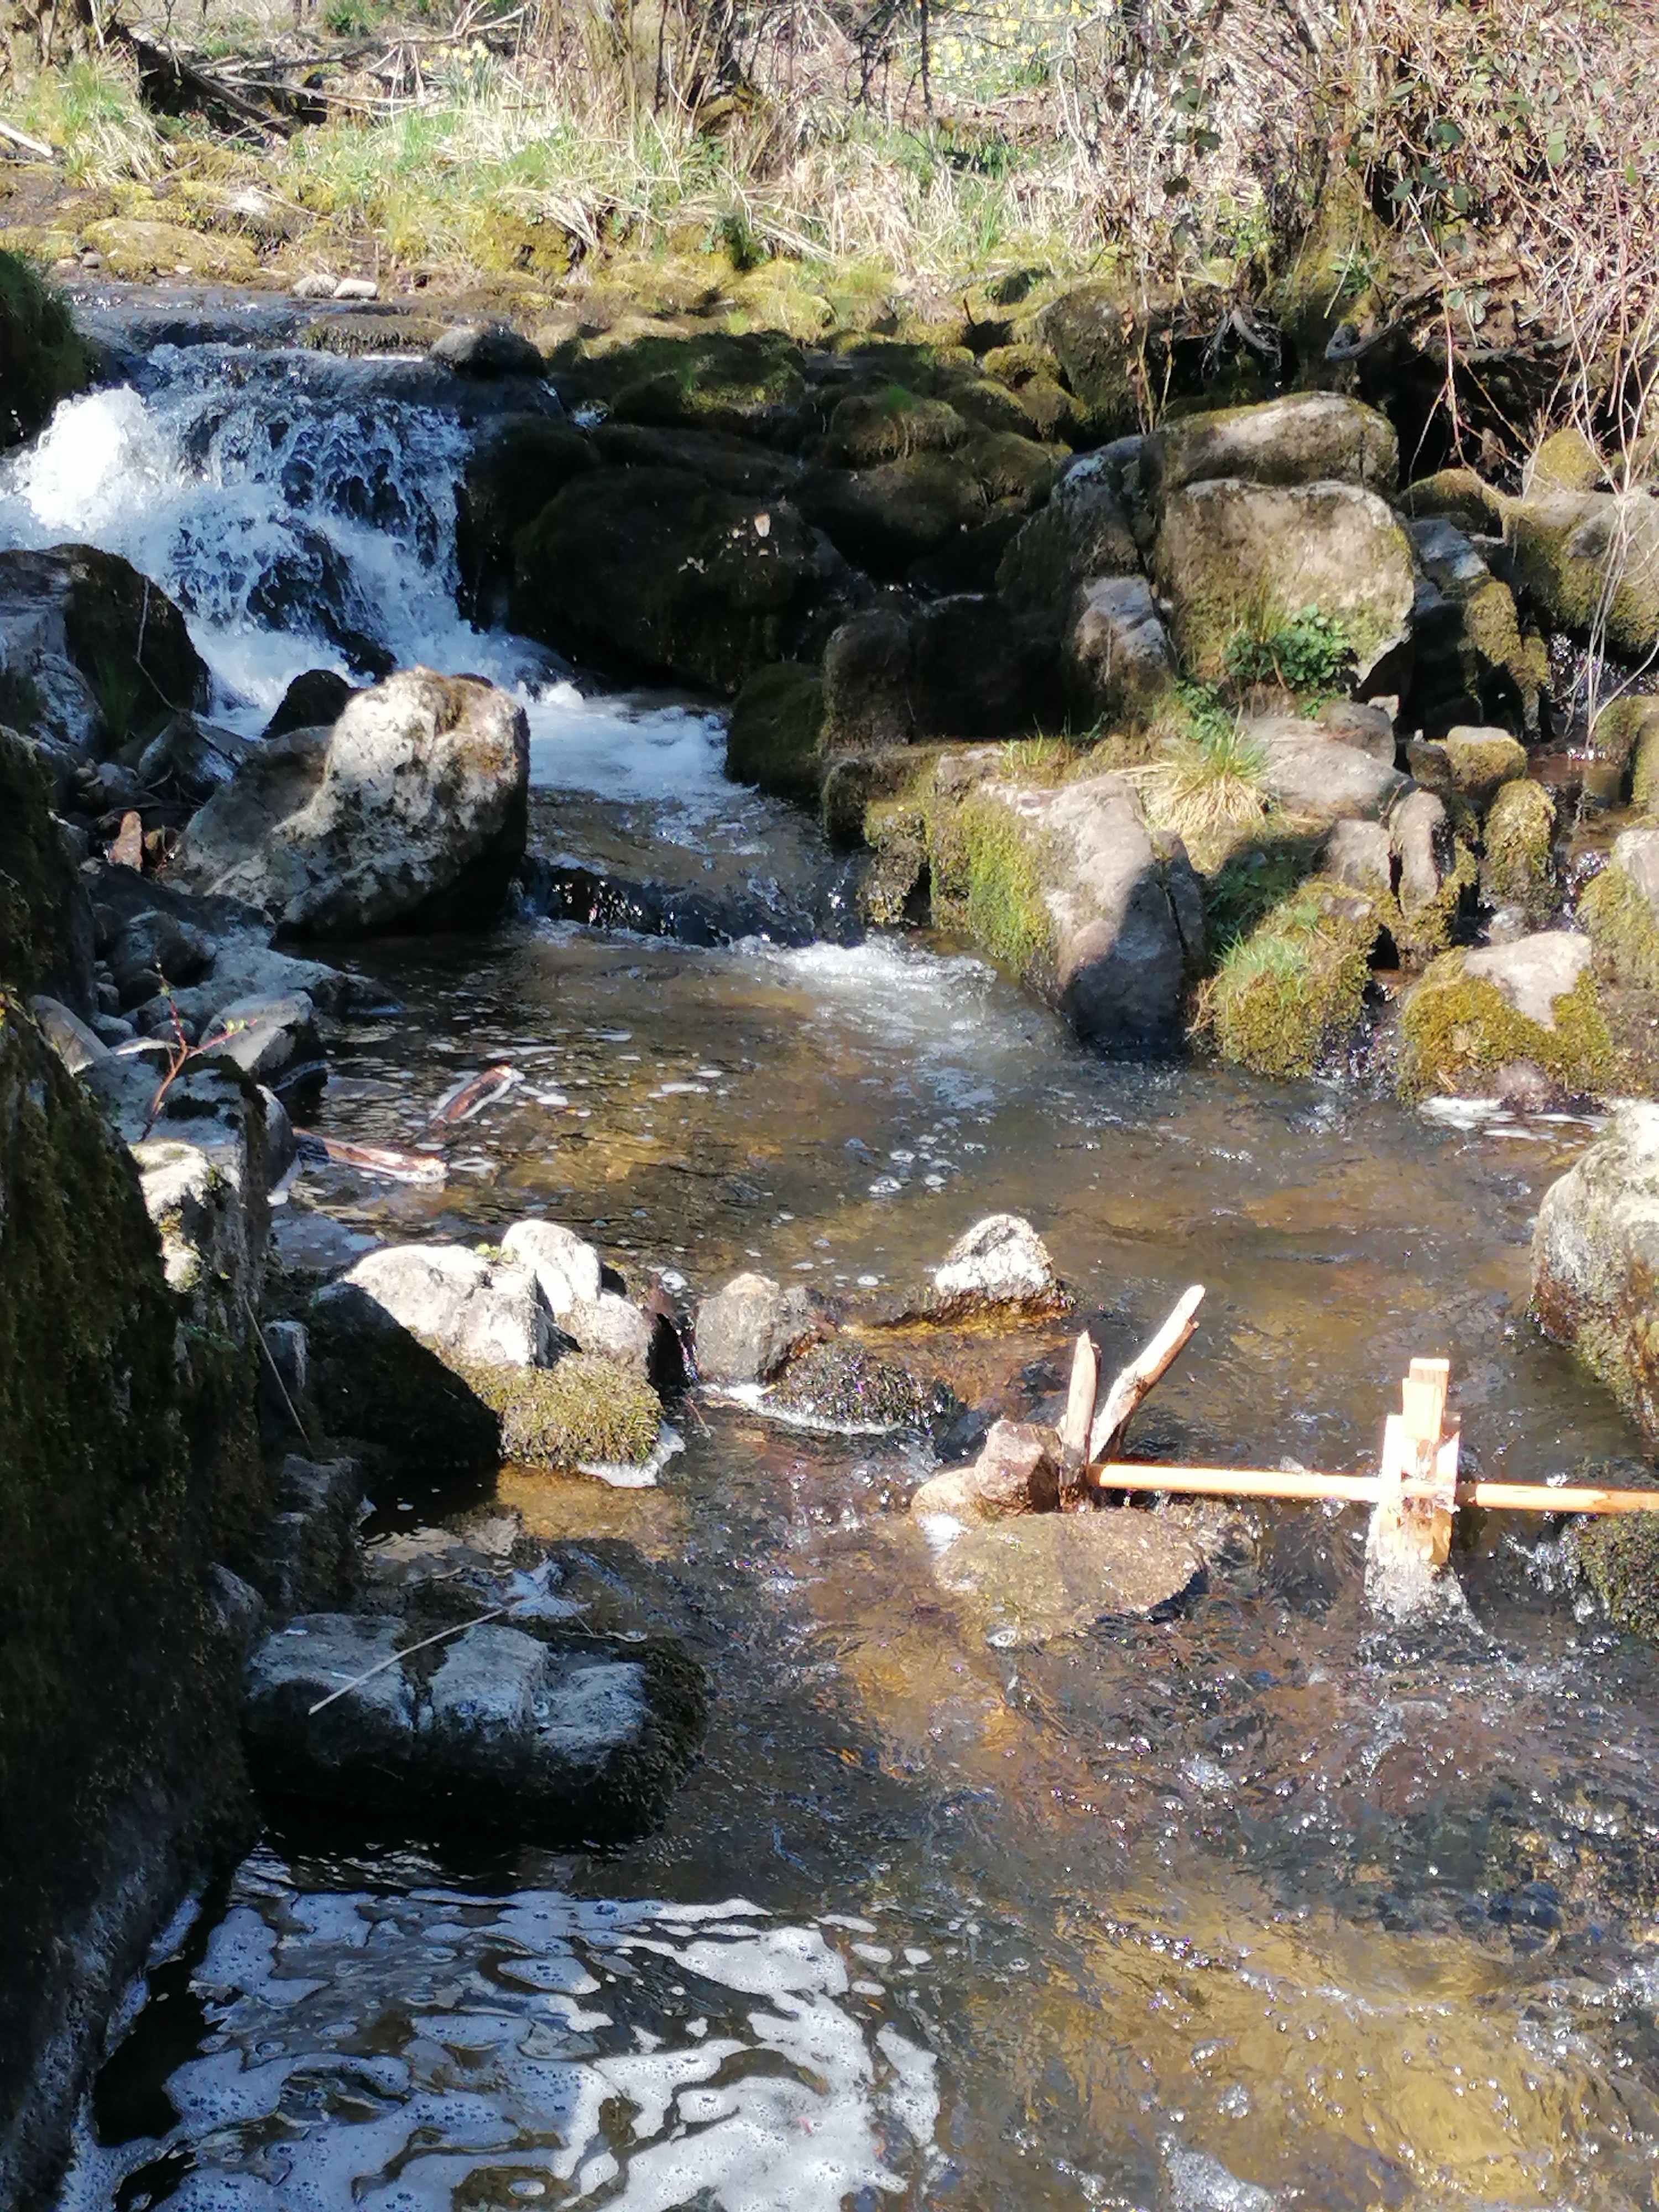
[932,1512,1205,1646]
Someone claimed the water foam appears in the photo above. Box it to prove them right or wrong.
[56,1858,943,2212]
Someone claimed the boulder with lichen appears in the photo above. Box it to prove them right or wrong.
[1398,932,1612,1098]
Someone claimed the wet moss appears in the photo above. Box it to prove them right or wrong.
[1579,863,1659,991]
[1397,957,1613,1098]
[0,248,89,448]
[456,1350,661,1469]
[1575,1515,1659,1644]
[1481,777,1556,916]
[1194,878,1378,1080]
[724,662,826,801]
[925,790,1055,975]
[1620,702,1659,809]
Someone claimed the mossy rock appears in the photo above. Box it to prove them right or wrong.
[925,788,1056,974]
[1481,776,1556,916]
[299,312,448,357]
[724,661,825,801]
[1272,178,1385,369]
[80,218,259,285]
[797,450,988,574]
[1397,946,1613,1098]
[1609,698,1659,805]
[961,427,1062,507]
[567,331,808,441]
[820,385,967,466]
[455,1349,662,1470]
[1531,427,1605,493]
[1399,468,1509,536]
[0,249,88,448]
[455,416,597,619]
[1510,491,1659,660]
[1575,1515,1659,1644]
[0,727,96,1010]
[1038,278,1181,436]
[1195,877,1379,1080]
[1580,860,1659,992]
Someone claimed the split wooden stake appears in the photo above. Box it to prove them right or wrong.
[1087,1285,1205,1465]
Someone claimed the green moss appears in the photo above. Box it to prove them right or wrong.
[1441,728,1527,805]
[459,1349,661,1468]
[1397,956,1613,1098]
[1481,777,1556,914]
[1616,702,1659,807]
[1271,176,1385,368]
[1201,833,1326,953]
[725,662,826,801]
[825,385,965,464]
[1394,839,1478,962]
[1580,863,1659,990]
[1575,1515,1659,1644]
[1196,878,1378,1079]
[1399,468,1507,535]
[0,727,94,1009]
[926,791,1055,973]
[0,249,90,448]
[1531,427,1605,493]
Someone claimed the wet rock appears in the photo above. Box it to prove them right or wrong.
[28,994,107,1074]
[910,1419,1062,1523]
[695,1270,821,1385]
[1535,1105,1659,1444]
[768,1339,960,1436]
[1142,392,1399,504]
[1405,726,1527,810]
[798,451,988,574]
[925,769,1204,1051]
[821,610,915,749]
[203,990,325,1104]
[1399,931,1610,1098]
[1152,480,1416,686]
[1254,718,1405,823]
[249,1453,363,1616]
[243,1610,698,1844]
[0,545,209,760]
[592,420,806,499]
[1405,518,1543,739]
[255,1317,308,1446]
[1573,1512,1659,1644]
[429,322,545,378]
[262,667,354,743]
[0,247,90,449]
[724,661,826,801]
[932,1213,1061,1318]
[1064,575,1177,730]
[0,726,97,1014]
[171,667,530,937]
[512,467,852,695]
[1510,490,1659,660]
[501,1217,604,1312]
[931,1512,1206,1647]
[455,416,596,621]
[108,908,216,1007]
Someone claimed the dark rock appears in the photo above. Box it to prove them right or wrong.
[768,1339,962,1437]
[108,909,216,1008]
[135,713,254,806]
[0,248,90,449]
[0,545,208,759]
[262,669,354,743]
[249,1453,362,1615]
[454,415,596,622]
[1066,575,1176,729]
[511,467,854,695]
[797,452,987,575]
[997,467,1140,617]
[0,726,97,1015]
[695,1270,821,1385]
[591,419,805,499]
[429,321,546,377]
[724,661,826,801]
[931,1511,1206,1646]
[202,990,326,1104]
[822,610,915,749]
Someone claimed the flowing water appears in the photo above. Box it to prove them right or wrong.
[11,303,1659,2212]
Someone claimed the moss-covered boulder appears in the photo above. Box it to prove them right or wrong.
[996,469,1140,617]
[1579,832,1659,990]
[1405,726,1527,810]
[1400,468,1508,536]
[1510,491,1659,661]
[1575,1516,1659,1642]
[0,726,96,1013]
[1530,426,1606,493]
[797,450,986,573]
[1038,279,1180,437]
[555,330,807,442]
[1407,516,1546,738]
[724,661,825,801]
[1152,480,1415,685]
[1398,932,1612,1097]
[1196,878,1379,1080]
[1143,393,1398,504]
[1534,1104,1659,1445]
[512,467,851,693]
[0,249,88,449]
[80,218,259,286]
[0,544,209,757]
[1481,776,1556,918]
[1272,181,1386,370]
[455,415,596,621]
[1614,697,1659,807]
[818,384,967,465]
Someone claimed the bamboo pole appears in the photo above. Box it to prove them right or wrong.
[1091,1463,1659,1515]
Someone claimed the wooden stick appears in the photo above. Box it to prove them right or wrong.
[1091,1463,1659,1515]
[0,118,57,160]
[1087,1285,1205,1466]
[1057,1331,1098,1496]
[307,1606,506,1715]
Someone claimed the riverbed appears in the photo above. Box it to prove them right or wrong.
[12,297,1659,2212]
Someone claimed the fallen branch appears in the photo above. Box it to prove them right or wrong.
[1087,1284,1204,1465]
[0,118,57,161]
[307,1605,507,1715]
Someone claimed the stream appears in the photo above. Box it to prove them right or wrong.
[11,296,1659,2212]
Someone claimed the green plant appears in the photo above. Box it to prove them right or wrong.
[1224,603,1356,697]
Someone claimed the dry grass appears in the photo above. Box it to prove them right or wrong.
[1133,716,1271,852]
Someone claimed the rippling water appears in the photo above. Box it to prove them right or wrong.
[9,326,1659,2211]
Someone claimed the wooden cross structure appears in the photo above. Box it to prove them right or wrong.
[1056,1288,1659,1562]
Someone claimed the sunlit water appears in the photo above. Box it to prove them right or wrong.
[9,323,1659,2212]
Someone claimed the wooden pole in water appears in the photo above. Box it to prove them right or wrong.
[1089,1463,1659,1515]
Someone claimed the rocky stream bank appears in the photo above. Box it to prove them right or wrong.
[6,241,1659,2209]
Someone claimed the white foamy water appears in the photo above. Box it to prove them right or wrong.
[56,1858,943,2212]
[0,352,732,808]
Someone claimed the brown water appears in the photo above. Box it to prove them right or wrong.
[64,743,1659,2212]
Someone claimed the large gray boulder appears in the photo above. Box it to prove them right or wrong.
[1142,393,1399,504]
[318,1243,554,1369]
[170,666,529,938]
[1510,489,1659,661]
[1251,717,1406,823]
[696,1271,821,1385]
[0,545,208,760]
[1534,1105,1659,1442]
[243,1611,695,1843]
[1152,480,1416,685]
